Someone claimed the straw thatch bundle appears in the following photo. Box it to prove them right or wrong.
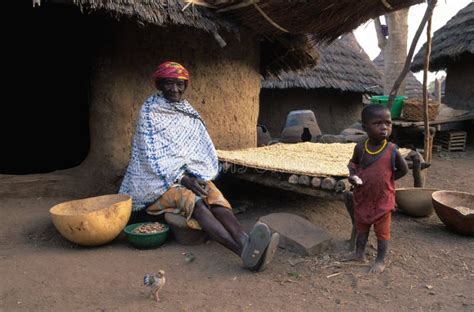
[58,1,423,75]
[206,0,424,41]
[70,0,234,32]
[411,2,474,71]
[262,34,383,94]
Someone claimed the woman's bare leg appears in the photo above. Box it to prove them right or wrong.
[210,205,248,250]
[192,201,241,255]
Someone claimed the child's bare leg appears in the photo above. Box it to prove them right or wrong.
[369,240,388,273]
[344,232,368,262]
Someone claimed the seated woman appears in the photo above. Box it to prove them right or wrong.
[119,61,279,271]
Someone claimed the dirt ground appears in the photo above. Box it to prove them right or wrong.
[1,148,473,311]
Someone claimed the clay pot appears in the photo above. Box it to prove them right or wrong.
[280,110,322,143]
[395,188,437,217]
[432,190,474,236]
[257,124,272,147]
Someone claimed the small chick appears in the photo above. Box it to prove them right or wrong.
[144,270,166,302]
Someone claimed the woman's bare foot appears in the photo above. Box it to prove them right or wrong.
[343,252,367,262]
[369,261,385,273]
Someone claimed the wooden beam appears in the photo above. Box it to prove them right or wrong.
[224,171,343,200]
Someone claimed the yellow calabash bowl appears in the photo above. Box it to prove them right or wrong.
[49,194,132,246]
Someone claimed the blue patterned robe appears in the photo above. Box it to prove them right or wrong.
[119,94,219,212]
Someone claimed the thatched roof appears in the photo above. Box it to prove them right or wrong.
[50,0,423,75]
[411,2,474,71]
[374,53,424,98]
[206,0,424,41]
[48,0,316,76]
[262,34,383,94]
[69,0,233,33]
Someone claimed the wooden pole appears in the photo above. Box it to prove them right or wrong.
[423,15,433,162]
[387,0,437,108]
[434,78,442,103]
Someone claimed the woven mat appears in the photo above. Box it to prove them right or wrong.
[217,142,411,177]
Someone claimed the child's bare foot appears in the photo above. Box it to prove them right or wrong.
[343,252,367,262]
[369,261,385,273]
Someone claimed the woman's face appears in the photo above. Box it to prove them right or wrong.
[156,78,187,102]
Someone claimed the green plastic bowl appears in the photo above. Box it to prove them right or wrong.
[123,222,169,249]
[370,95,407,119]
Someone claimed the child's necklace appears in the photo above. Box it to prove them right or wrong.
[364,139,387,155]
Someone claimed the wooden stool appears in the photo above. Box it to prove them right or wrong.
[164,213,207,245]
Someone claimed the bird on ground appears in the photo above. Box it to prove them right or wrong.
[144,270,166,302]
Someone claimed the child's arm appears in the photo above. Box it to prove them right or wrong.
[348,143,363,185]
[394,149,409,180]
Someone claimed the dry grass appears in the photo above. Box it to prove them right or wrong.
[218,142,410,177]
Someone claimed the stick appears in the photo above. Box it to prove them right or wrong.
[410,153,424,187]
[288,174,299,184]
[311,177,322,188]
[321,177,337,190]
[387,0,437,108]
[335,179,350,193]
[423,15,433,162]
[326,272,343,279]
[216,0,254,12]
[298,175,310,186]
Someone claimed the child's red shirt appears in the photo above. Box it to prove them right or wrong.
[352,142,397,224]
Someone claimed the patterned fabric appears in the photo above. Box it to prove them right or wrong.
[119,93,218,212]
[146,181,232,230]
[152,61,189,80]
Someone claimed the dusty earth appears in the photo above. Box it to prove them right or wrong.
[1,148,473,311]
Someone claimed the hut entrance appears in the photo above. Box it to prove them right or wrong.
[1,2,91,174]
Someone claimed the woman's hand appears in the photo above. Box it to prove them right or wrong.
[180,175,209,197]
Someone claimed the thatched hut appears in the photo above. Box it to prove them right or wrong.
[1,0,422,196]
[374,53,424,99]
[411,2,474,110]
[259,35,383,136]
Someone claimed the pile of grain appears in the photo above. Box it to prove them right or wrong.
[217,142,410,177]
[133,222,166,234]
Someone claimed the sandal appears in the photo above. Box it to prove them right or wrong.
[241,222,271,268]
[254,232,280,272]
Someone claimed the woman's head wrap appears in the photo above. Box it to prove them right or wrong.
[152,61,189,81]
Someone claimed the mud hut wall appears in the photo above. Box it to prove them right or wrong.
[259,88,362,136]
[444,54,474,111]
[82,20,260,180]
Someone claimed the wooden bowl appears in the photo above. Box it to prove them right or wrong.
[395,188,438,217]
[432,191,474,236]
[49,194,132,246]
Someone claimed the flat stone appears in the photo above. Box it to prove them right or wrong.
[259,213,332,256]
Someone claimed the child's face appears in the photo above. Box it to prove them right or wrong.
[363,109,392,142]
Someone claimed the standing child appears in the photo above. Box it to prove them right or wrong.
[346,104,408,273]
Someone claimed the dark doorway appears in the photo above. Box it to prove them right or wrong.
[1,2,91,174]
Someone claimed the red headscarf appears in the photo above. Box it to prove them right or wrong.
[152,61,189,81]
